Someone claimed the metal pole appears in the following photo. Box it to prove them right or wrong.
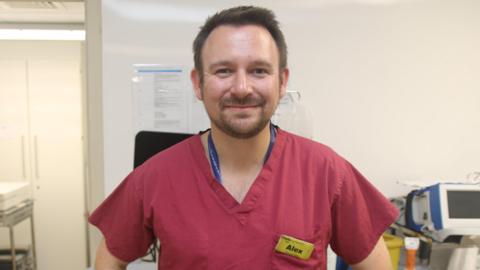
[30,210,37,270]
[9,225,17,270]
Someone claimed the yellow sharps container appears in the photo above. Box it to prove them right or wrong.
[383,233,403,270]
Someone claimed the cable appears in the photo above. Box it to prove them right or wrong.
[141,240,160,263]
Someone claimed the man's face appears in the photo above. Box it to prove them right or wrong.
[191,24,289,139]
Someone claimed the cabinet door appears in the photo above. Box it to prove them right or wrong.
[28,59,87,270]
[0,59,30,181]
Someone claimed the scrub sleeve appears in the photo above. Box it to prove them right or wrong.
[89,170,154,262]
[329,160,399,264]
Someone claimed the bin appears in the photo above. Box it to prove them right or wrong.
[383,233,403,270]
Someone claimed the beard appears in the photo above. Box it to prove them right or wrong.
[208,95,275,139]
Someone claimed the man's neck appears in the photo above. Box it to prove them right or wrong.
[200,124,273,203]
[202,124,272,170]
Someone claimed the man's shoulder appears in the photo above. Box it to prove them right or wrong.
[279,129,352,173]
[280,129,340,158]
[127,134,201,190]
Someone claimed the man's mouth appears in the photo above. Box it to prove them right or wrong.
[220,97,265,110]
[224,104,259,109]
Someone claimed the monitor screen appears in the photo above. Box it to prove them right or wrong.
[134,131,193,168]
[447,191,480,219]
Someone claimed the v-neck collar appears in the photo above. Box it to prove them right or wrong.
[189,128,287,218]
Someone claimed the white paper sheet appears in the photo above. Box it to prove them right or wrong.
[132,65,209,135]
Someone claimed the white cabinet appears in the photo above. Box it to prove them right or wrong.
[0,41,87,270]
[0,60,30,182]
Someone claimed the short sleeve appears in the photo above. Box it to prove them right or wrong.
[89,170,154,262]
[329,161,399,264]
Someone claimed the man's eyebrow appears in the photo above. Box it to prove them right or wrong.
[250,60,274,68]
[207,60,275,70]
[208,61,232,70]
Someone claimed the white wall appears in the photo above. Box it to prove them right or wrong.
[96,0,480,198]
[283,0,480,196]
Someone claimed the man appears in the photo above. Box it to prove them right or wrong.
[90,6,398,270]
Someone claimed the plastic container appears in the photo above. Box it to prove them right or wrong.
[383,233,403,270]
[0,182,31,211]
[0,249,29,270]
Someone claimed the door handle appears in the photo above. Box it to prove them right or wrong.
[34,135,39,180]
[21,135,26,179]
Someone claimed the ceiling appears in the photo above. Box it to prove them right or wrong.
[0,1,84,27]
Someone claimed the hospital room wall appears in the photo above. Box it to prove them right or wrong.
[298,1,480,196]
[90,0,480,201]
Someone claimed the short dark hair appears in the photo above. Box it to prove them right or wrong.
[193,6,288,76]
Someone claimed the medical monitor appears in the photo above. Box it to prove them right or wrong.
[447,190,480,219]
[439,184,480,228]
[408,183,480,241]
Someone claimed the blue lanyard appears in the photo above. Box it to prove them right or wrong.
[208,124,277,183]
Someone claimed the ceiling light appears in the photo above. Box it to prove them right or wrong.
[0,29,85,40]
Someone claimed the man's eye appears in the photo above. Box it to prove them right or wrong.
[216,68,232,76]
[252,68,268,76]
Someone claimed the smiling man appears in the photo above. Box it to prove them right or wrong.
[90,6,398,270]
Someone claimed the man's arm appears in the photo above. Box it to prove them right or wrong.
[95,238,129,270]
[351,237,393,270]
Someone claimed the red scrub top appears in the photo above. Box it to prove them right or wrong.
[89,129,399,269]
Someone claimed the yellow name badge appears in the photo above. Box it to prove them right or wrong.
[275,234,315,260]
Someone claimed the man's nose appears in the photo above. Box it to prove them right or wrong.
[231,70,252,98]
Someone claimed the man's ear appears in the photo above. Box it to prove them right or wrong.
[279,67,290,99]
[191,69,203,100]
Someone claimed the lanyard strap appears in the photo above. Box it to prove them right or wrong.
[208,124,277,183]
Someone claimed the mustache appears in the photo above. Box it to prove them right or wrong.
[220,96,266,108]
